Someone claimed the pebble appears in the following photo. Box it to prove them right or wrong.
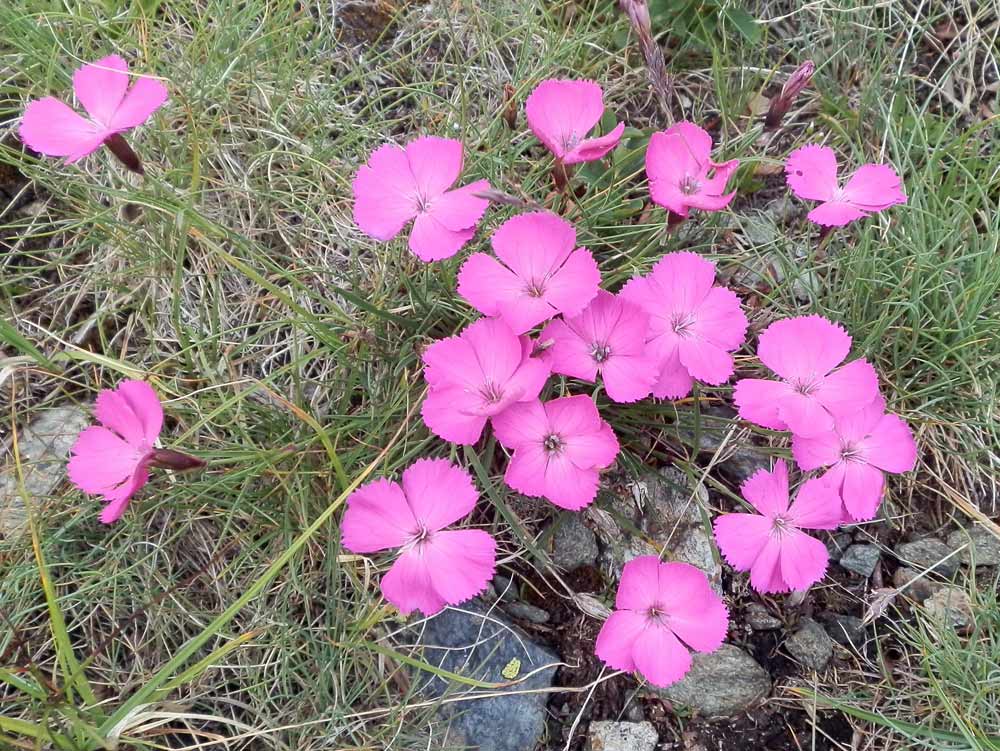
[654,644,771,717]
[946,526,1000,567]
[504,602,550,624]
[923,586,974,630]
[839,544,881,577]
[551,514,599,571]
[745,603,782,631]
[892,567,941,602]
[588,721,658,751]
[785,619,834,671]
[825,614,866,649]
[895,538,959,577]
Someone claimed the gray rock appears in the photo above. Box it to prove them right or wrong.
[947,527,1000,567]
[896,538,959,577]
[655,644,770,717]
[491,574,518,601]
[825,615,866,649]
[745,603,782,631]
[1,406,90,540]
[892,567,941,602]
[839,544,880,577]
[719,447,771,485]
[504,602,550,624]
[551,514,599,571]
[414,599,558,751]
[923,586,973,630]
[785,619,834,670]
[824,532,853,559]
[588,720,658,751]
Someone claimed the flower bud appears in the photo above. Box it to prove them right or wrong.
[764,60,814,131]
[147,448,206,472]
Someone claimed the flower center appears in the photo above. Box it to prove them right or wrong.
[790,377,818,396]
[561,132,581,153]
[590,342,611,363]
[840,442,864,463]
[645,603,668,624]
[679,175,701,195]
[480,381,504,404]
[670,311,696,337]
[525,279,546,298]
[543,434,564,453]
[415,193,433,214]
[770,514,794,537]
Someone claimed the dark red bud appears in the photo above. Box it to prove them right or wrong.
[147,448,205,472]
[764,60,815,131]
[103,133,144,175]
[502,83,517,129]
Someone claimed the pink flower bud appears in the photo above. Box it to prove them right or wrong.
[764,60,815,130]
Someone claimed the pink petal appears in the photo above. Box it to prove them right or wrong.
[601,355,657,403]
[542,248,601,318]
[657,562,729,652]
[451,317,525,389]
[401,458,478,532]
[787,477,843,530]
[677,337,734,385]
[697,158,740,197]
[841,461,885,521]
[544,394,601,435]
[380,548,446,616]
[741,460,790,516]
[632,622,693,687]
[756,315,852,381]
[457,253,524,318]
[408,212,475,262]
[713,513,772,571]
[749,537,788,594]
[68,426,140,490]
[565,423,620,471]
[689,286,747,351]
[421,529,497,607]
[404,136,463,199]
[491,399,548,450]
[832,396,887,442]
[112,380,163,444]
[785,144,838,201]
[862,414,917,473]
[807,201,868,227]
[503,441,550,498]
[815,359,880,418]
[525,79,606,159]
[791,431,841,471]
[496,296,559,335]
[352,143,418,241]
[94,384,149,447]
[427,179,490,232]
[778,530,829,591]
[616,555,662,610]
[421,386,490,445]
[341,478,416,553]
[733,378,790,431]
[843,164,906,210]
[541,318,598,382]
[109,76,169,131]
[777,391,835,438]
[648,122,712,181]
[73,55,129,126]
[19,97,104,160]
[650,348,694,400]
[595,610,646,673]
[563,122,625,164]
[541,453,600,510]
[646,252,718,314]
[98,479,144,524]
[491,211,575,283]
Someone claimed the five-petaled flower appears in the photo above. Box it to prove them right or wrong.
[340,459,496,616]
[457,211,601,334]
[353,136,490,262]
[785,144,907,227]
[620,252,747,399]
[20,55,167,169]
[733,315,880,438]
[540,290,658,403]
[492,394,619,510]
[646,122,739,219]
[421,317,550,445]
[595,556,728,687]
[713,460,843,594]
[525,79,624,165]
[792,396,917,521]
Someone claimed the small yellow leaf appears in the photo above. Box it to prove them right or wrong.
[501,657,521,680]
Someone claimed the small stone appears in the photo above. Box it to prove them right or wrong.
[923,586,973,630]
[588,720,658,751]
[551,514,599,571]
[892,567,941,602]
[839,544,880,577]
[785,619,834,671]
[947,527,1000,567]
[1,406,90,540]
[825,615,866,649]
[745,603,782,631]
[414,599,558,751]
[504,602,550,624]
[896,538,959,577]
[719,447,771,485]
[655,644,770,717]
[824,532,853,558]
[491,574,518,600]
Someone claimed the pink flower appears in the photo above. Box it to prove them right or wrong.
[421,317,550,445]
[67,380,163,524]
[352,136,490,262]
[785,144,907,227]
[713,460,842,594]
[457,211,601,334]
[19,55,167,166]
[792,397,917,521]
[646,122,739,218]
[341,459,496,616]
[595,556,728,687]
[733,315,880,438]
[525,79,625,165]
[539,290,658,403]
[620,252,747,399]
[492,395,619,510]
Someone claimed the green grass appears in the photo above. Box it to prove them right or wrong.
[1,0,999,748]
